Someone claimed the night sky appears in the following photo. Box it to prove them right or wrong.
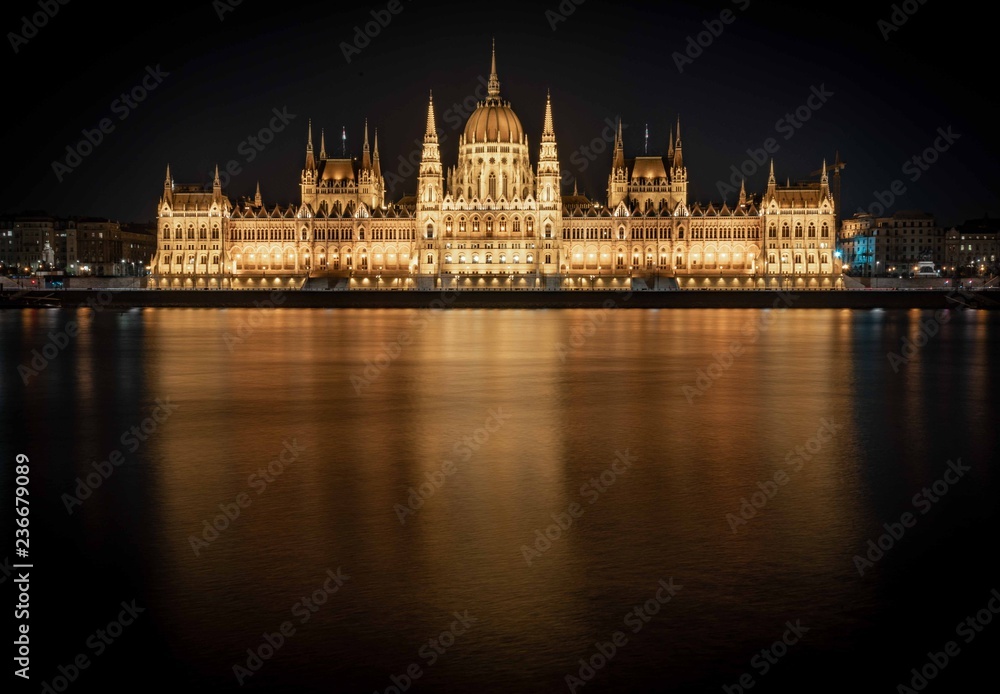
[2,0,995,226]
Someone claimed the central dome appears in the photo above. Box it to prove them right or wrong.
[464,102,524,143]
[463,42,524,144]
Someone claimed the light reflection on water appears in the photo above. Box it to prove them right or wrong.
[2,308,998,692]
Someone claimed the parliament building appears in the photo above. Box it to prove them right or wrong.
[152,47,842,290]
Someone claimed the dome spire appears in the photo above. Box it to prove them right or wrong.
[487,39,501,102]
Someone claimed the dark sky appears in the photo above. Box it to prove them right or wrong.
[2,0,995,226]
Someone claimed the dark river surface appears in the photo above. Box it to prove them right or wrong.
[2,307,998,692]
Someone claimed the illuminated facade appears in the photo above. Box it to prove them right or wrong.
[152,47,842,289]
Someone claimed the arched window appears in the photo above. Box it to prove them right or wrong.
[795,224,803,238]
[768,225,776,238]
[808,223,816,238]
[445,217,453,235]
[459,217,467,233]
[821,223,830,238]
[544,223,551,239]
[488,173,497,199]
[678,227,684,239]
[426,223,434,239]
[500,217,508,234]
[781,224,790,238]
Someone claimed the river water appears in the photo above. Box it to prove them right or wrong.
[2,307,998,692]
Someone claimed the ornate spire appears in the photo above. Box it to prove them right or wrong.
[612,117,625,171]
[821,158,828,183]
[320,128,326,159]
[487,39,501,102]
[425,91,438,143]
[213,164,220,188]
[304,119,316,171]
[672,116,683,170]
[165,163,171,184]
[362,119,371,170]
[542,89,555,142]
[373,129,382,179]
[739,178,746,206]
[254,181,262,207]
[668,130,675,160]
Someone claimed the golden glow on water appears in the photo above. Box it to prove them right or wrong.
[8,307,997,690]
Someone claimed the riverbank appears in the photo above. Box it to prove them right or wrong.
[3,288,999,309]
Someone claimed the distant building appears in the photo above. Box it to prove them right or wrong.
[840,211,942,275]
[75,219,157,276]
[0,215,156,276]
[945,216,999,275]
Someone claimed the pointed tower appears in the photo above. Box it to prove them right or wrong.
[163,164,173,204]
[362,120,372,171]
[254,181,262,208]
[671,116,684,175]
[301,119,317,206]
[738,178,747,207]
[320,129,327,159]
[417,90,443,229]
[766,159,777,198]
[304,119,316,171]
[607,117,629,207]
[537,89,561,210]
